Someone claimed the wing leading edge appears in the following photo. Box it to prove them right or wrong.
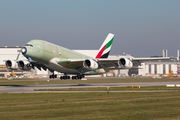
[56,57,174,72]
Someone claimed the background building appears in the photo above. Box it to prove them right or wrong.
[138,60,180,77]
[0,47,179,78]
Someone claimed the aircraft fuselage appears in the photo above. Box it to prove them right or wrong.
[22,40,92,74]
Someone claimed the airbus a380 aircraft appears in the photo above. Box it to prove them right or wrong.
[5,33,173,79]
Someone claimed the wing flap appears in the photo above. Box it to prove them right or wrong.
[57,58,119,70]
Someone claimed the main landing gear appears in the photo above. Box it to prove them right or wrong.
[72,75,84,80]
[60,76,70,80]
[49,73,85,80]
[60,75,84,80]
[49,73,57,79]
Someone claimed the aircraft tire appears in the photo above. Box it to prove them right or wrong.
[55,75,57,78]
[72,76,77,80]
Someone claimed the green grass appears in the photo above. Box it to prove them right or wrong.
[0,77,180,86]
[0,77,180,119]
[0,91,180,120]
[34,86,180,91]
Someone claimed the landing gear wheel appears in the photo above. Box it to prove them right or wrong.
[49,74,57,79]
[60,76,70,80]
[72,75,84,80]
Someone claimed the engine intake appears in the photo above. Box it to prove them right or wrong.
[5,60,18,70]
[18,60,32,71]
[119,58,133,68]
[83,59,98,70]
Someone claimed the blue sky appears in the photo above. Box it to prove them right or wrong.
[0,0,180,57]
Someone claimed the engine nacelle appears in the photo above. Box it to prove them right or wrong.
[5,60,18,70]
[118,58,133,68]
[18,60,32,71]
[83,59,98,70]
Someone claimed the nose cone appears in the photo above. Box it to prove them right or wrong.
[21,47,27,54]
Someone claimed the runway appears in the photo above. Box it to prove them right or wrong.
[0,81,180,93]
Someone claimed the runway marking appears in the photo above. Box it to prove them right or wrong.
[1,81,180,93]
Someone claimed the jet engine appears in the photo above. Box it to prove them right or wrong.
[5,60,18,70]
[18,60,32,71]
[118,58,133,68]
[83,59,98,70]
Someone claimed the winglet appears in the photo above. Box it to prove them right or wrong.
[95,33,114,58]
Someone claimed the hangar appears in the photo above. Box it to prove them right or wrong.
[0,47,179,78]
[139,61,180,76]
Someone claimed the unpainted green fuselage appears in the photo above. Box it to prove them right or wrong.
[23,40,105,75]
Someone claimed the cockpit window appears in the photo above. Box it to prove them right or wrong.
[25,44,33,47]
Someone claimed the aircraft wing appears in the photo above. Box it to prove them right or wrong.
[58,59,84,69]
[132,57,174,61]
[65,58,119,69]
[58,57,174,70]
[106,66,143,70]
[132,57,175,65]
[15,57,174,74]
[97,57,174,67]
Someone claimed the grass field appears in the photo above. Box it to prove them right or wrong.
[0,91,180,120]
[0,78,180,120]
